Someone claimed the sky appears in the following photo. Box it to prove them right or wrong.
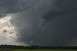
[0,0,77,46]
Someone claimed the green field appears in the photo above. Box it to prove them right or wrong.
[13,49,77,51]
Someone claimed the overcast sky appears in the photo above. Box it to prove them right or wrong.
[0,0,77,46]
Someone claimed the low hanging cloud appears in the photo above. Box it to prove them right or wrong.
[10,0,77,46]
[0,0,77,46]
[35,0,77,46]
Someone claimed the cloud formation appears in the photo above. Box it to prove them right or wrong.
[0,0,77,46]
[10,0,77,46]
[0,16,17,45]
[0,0,39,18]
[35,0,77,46]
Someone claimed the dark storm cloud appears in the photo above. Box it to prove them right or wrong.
[35,0,77,46]
[0,0,38,18]
[36,0,77,21]
[1,0,77,46]
[11,0,77,46]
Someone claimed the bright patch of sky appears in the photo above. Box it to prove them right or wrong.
[0,15,17,45]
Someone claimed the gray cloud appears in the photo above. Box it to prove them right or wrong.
[0,0,40,18]
[0,0,77,46]
[35,0,77,46]
[11,0,77,46]
[36,0,77,21]
[0,7,7,17]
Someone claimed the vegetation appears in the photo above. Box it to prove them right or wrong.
[0,45,77,51]
[0,49,76,51]
[0,45,77,50]
[13,49,77,51]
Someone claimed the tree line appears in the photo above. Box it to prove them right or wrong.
[0,45,77,49]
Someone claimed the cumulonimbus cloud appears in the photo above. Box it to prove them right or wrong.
[0,0,77,46]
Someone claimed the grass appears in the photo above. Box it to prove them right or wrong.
[13,49,77,51]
